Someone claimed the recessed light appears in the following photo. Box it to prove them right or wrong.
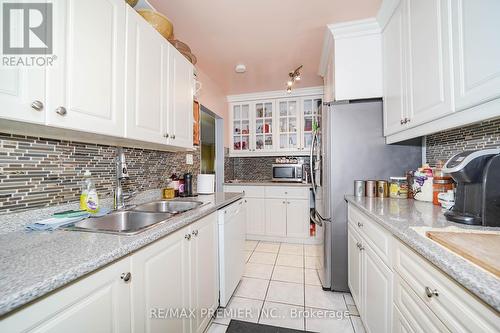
[235,64,246,73]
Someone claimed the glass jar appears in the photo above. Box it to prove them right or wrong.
[390,177,408,199]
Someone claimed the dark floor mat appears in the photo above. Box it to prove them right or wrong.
[226,320,315,333]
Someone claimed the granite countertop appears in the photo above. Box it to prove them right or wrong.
[345,195,500,312]
[224,181,312,187]
[0,191,243,317]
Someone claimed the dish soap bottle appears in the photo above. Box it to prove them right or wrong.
[80,170,99,213]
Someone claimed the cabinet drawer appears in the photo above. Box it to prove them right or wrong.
[265,186,309,199]
[223,186,265,198]
[348,205,392,267]
[394,275,450,333]
[394,241,500,333]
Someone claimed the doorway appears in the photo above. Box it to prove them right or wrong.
[200,105,224,192]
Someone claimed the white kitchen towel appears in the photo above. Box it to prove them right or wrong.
[25,215,90,231]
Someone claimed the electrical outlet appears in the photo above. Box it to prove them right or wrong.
[186,154,193,165]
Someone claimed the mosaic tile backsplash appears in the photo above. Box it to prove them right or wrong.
[225,155,310,182]
[0,133,200,213]
[426,117,500,166]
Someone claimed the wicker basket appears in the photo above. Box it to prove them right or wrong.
[136,9,173,40]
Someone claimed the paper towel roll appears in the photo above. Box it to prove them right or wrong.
[197,174,215,194]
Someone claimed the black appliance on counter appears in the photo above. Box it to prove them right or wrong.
[443,149,500,226]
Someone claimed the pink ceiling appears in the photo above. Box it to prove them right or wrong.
[149,0,381,95]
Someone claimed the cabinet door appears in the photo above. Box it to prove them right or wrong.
[231,103,251,153]
[286,199,309,238]
[362,243,392,333]
[125,7,169,144]
[301,97,322,151]
[190,213,219,333]
[246,198,266,235]
[47,0,125,136]
[347,224,362,311]
[265,198,287,237]
[254,101,275,152]
[130,228,190,333]
[168,49,193,148]
[382,0,407,136]
[0,258,131,333]
[406,0,453,127]
[277,99,300,151]
[451,0,500,111]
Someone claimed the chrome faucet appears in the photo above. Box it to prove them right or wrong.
[113,147,136,210]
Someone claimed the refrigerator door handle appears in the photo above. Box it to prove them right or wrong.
[310,132,317,197]
[316,210,331,222]
[310,210,323,227]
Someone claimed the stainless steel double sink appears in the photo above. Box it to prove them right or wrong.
[65,200,205,235]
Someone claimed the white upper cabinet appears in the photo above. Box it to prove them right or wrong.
[230,103,251,153]
[379,0,500,142]
[48,0,125,136]
[301,97,322,151]
[254,101,275,152]
[382,0,407,136]
[167,50,194,149]
[277,99,299,151]
[406,0,453,127]
[451,0,500,111]
[125,7,169,145]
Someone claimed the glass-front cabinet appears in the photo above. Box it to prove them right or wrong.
[229,93,322,156]
[232,103,250,152]
[301,97,322,150]
[254,101,274,151]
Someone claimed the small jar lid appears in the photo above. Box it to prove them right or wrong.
[390,177,407,181]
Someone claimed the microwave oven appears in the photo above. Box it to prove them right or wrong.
[272,163,303,182]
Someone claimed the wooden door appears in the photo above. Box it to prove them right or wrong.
[47,0,125,136]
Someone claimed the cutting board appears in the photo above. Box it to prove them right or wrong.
[426,231,500,278]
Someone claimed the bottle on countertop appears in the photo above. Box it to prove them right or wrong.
[80,170,99,213]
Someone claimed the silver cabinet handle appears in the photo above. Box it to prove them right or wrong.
[282,201,286,204]
[31,100,44,111]
[244,199,247,203]
[171,134,176,139]
[239,201,243,205]
[357,222,363,228]
[185,234,191,240]
[287,201,290,204]
[356,242,365,251]
[192,229,198,237]
[425,287,439,298]
[121,272,131,283]
[400,119,404,125]
[284,191,288,194]
[164,133,169,138]
[55,106,67,116]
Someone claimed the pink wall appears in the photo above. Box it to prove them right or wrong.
[196,69,230,148]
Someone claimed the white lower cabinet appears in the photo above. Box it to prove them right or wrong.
[0,257,132,333]
[348,203,500,333]
[0,213,219,333]
[224,185,311,242]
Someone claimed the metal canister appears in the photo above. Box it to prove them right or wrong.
[354,180,365,197]
[377,180,389,198]
[366,180,377,197]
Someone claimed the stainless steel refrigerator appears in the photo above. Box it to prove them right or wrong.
[310,99,422,292]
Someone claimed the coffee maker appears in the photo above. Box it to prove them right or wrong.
[442,149,500,227]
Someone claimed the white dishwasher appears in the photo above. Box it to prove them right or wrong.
[218,199,246,307]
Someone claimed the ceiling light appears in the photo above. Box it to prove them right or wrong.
[235,64,246,73]
[285,65,303,93]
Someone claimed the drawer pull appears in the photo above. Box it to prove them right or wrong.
[425,287,439,298]
[356,242,365,251]
[192,229,199,237]
[357,222,364,228]
[121,272,131,283]
[185,234,192,240]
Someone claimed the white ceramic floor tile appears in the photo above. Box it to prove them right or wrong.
[255,242,280,253]
[347,304,359,316]
[266,280,304,306]
[304,244,322,257]
[344,293,355,305]
[351,316,366,333]
[279,243,304,255]
[305,308,354,333]
[305,269,321,286]
[234,277,269,300]
[276,253,303,268]
[244,263,274,280]
[214,296,263,325]
[304,256,318,269]
[245,240,259,251]
[205,322,227,333]
[259,301,305,331]
[248,251,277,265]
[272,266,304,284]
[244,251,252,263]
[305,285,347,310]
